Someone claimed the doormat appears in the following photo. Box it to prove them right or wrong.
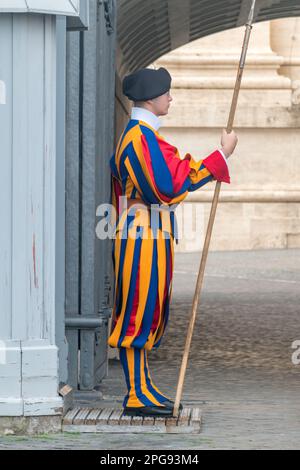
[63,406,202,434]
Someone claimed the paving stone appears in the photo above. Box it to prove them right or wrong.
[0,250,299,449]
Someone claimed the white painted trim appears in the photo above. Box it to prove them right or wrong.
[0,397,63,416]
[0,399,24,416]
[0,0,80,16]
[24,397,63,416]
[0,80,5,104]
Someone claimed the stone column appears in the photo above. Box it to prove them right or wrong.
[0,13,62,417]
[270,18,300,103]
[270,17,300,81]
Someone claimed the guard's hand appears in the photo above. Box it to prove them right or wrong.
[221,129,238,158]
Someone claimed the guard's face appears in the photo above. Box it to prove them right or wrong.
[151,90,173,116]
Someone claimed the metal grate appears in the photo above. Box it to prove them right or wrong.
[63,406,202,434]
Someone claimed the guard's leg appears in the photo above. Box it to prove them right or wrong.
[119,346,169,408]
[143,348,173,403]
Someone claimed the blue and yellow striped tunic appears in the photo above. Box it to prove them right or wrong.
[108,118,230,350]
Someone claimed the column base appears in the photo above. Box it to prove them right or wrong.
[0,340,63,416]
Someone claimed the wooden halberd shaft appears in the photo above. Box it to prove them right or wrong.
[173,0,257,418]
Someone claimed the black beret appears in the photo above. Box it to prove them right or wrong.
[122,67,172,101]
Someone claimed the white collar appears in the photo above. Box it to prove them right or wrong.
[130,106,162,131]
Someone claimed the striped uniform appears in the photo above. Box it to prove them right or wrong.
[107,117,230,407]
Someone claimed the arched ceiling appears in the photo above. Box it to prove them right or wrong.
[117,0,300,77]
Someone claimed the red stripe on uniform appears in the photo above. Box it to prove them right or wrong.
[113,176,123,215]
[125,263,140,337]
[156,136,191,193]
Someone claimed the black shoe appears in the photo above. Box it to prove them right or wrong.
[123,405,174,418]
[160,399,183,411]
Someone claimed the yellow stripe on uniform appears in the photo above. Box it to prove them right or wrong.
[139,347,162,406]
[125,348,144,408]
[146,229,167,350]
[122,226,154,347]
[108,225,137,347]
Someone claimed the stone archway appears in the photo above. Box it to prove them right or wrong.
[117,0,300,76]
[114,2,300,253]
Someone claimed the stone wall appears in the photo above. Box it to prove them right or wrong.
[115,19,300,252]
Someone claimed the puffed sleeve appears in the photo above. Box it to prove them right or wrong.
[187,148,230,191]
[124,126,230,205]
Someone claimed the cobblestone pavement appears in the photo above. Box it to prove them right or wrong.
[0,249,299,450]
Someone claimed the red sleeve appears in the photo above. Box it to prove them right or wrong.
[155,135,230,184]
[202,150,230,184]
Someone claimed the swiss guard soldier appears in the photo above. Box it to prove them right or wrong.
[107,67,238,417]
